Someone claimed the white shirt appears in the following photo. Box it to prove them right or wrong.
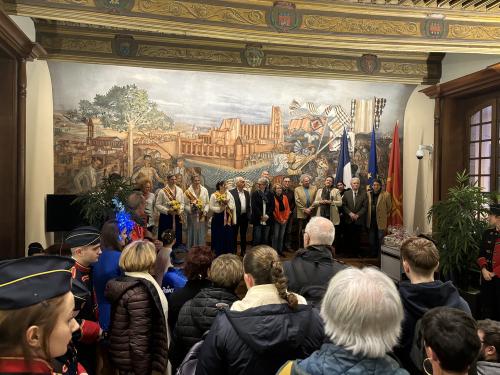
[238,189,246,214]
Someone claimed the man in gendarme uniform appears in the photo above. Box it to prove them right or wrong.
[478,204,500,321]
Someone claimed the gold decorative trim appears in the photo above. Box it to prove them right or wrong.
[137,45,242,64]
[448,24,500,40]
[265,54,356,72]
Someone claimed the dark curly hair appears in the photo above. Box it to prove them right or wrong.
[183,246,214,280]
[216,180,226,191]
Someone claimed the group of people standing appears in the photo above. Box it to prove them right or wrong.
[138,169,393,258]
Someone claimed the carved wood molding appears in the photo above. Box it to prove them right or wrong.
[35,19,444,84]
[0,9,45,59]
[421,63,500,98]
[5,0,500,54]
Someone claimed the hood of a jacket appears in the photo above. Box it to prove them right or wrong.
[399,280,467,317]
[190,286,238,332]
[224,303,315,355]
[104,276,141,303]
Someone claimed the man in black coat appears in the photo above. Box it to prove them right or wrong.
[230,176,251,256]
[251,178,274,246]
[283,217,346,306]
[341,177,367,257]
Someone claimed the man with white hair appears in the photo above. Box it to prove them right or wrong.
[277,267,408,375]
[230,176,251,256]
[283,217,346,307]
[341,177,367,257]
[294,174,317,249]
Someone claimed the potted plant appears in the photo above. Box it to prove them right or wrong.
[73,174,135,229]
[427,171,490,312]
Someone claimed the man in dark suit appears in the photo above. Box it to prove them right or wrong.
[230,176,251,256]
[342,177,368,257]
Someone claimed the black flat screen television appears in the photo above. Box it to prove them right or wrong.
[46,194,85,232]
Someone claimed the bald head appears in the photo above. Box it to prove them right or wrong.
[304,217,335,247]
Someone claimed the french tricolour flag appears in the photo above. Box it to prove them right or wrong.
[335,128,352,187]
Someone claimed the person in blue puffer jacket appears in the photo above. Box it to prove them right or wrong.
[277,267,409,375]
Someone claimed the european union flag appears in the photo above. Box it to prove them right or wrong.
[335,128,352,187]
[368,126,378,186]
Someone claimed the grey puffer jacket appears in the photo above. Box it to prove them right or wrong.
[476,361,500,375]
[171,286,238,368]
[288,343,409,375]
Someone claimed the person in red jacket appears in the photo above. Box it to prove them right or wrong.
[478,204,500,320]
[272,183,291,256]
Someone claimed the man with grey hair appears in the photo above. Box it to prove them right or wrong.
[283,216,346,307]
[230,176,251,256]
[342,176,367,257]
[294,174,317,249]
[278,267,408,375]
[251,177,274,245]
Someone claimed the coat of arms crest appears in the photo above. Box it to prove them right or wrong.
[268,1,300,33]
[243,45,265,67]
[358,54,380,75]
[112,35,138,58]
[422,17,447,39]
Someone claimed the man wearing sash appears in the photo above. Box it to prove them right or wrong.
[184,174,210,248]
[155,174,185,244]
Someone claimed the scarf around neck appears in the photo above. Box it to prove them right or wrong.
[275,193,285,211]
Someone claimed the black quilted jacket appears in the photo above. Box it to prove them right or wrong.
[170,286,238,369]
[105,276,169,375]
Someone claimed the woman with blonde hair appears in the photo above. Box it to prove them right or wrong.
[105,240,170,375]
[195,245,324,375]
[0,256,79,374]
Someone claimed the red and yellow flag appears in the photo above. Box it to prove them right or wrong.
[386,122,403,226]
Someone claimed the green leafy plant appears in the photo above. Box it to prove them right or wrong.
[427,171,490,289]
[72,175,135,229]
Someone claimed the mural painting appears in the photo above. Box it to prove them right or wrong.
[50,62,414,194]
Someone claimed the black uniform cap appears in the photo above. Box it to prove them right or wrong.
[64,226,100,248]
[0,255,75,310]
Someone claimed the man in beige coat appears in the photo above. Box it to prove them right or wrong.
[366,179,392,257]
[294,174,317,249]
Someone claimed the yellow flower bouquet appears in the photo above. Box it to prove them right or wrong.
[169,200,181,213]
[214,192,228,204]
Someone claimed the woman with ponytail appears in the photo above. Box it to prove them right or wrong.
[195,245,324,375]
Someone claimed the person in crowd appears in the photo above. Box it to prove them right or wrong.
[251,177,274,246]
[282,177,296,252]
[156,229,187,300]
[342,177,367,256]
[283,217,346,306]
[334,181,348,253]
[366,179,392,258]
[171,254,243,369]
[395,237,470,371]
[168,245,214,330]
[0,256,80,374]
[230,176,251,256]
[184,174,210,249]
[210,180,236,255]
[421,307,481,375]
[295,174,317,249]
[476,319,500,374]
[156,174,185,244]
[93,220,125,333]
[64,226,102,375]
[272,183,291,256]
[252,170,273,193]
[478,204,500,320]
[195,245,324,375]
[312,176,342,232]
[138,177,156,232]
[278,267,408,375]
[27,242,44,256]
[105,240,169,375]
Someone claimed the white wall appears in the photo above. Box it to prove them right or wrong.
[403,53,500,234]
[10,16,54,249]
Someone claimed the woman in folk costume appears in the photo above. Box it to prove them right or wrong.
[312,176,342,229]
[155,174,185,245]
[184,174,210,249]
[209,180,237,256]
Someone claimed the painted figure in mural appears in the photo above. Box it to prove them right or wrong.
[251,178,274,246]
[184,174,210,249]
[282,177,296,252]
[294,174,317,249]
[137,178,156,232]
[155,174,185,245]
[209,180,236,256]
[272,184,291,256]
[73,156,103,193]
[230,176,251,257]
[342,177,368,257]
[173,157,188,188]
[132,154,163,186]
[312,176,342,242]
[366,179,392,258]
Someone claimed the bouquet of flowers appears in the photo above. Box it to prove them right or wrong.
[214,191,228,205]
[169,200,181,213]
